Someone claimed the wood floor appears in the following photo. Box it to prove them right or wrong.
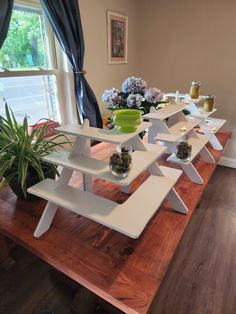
[0,246,74,314]
[149,165,236,314]
[0,165,235,314]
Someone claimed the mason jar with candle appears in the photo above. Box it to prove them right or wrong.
[204,95,215,112]
[189,81,201,99]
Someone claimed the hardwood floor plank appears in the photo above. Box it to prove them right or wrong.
[0,247,74,314]
[0,234,15,270]
[149,166,236,314]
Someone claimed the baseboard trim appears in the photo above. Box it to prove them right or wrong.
[218,156,236,169]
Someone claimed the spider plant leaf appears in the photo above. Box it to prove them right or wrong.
[0,104,70,197]
[33,124,48,150]
[0,178,8,190]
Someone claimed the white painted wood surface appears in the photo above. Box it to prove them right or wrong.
[144,101,218,184]
[199,146,215,164]
[168,117,201,136]
[56,122,151,144]
[33,203,58,238]
[199,117,226,134]
[144,103,186,121]
[28,173,187,239]
[155,117,201,143]
[156,133,183,143]
[29,119,188,238]
[199,118,226,150]
[165,92,203,103]
[189,107,217,119]
[178,163,204,184]
[148,119,170,144]
[43,145,166,187]
[186,100,227,151]
[68,135,92,192]
[159,165,182,182]
[165,134,215,184]
[167,134,209,164]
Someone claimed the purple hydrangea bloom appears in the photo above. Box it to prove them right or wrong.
[122,77,147,93]
[144,87,163,104]
[127,94,144,108]
[102,88,123,104]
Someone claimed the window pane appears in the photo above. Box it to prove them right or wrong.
[0,5,52,70]
[0,76,58,124]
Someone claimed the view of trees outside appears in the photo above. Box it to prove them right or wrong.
[0,8,47,70]
[0,7,58,123]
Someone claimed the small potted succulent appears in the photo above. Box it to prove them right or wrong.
[109,145,132,178]
[0,103,70,200]
[175,141,192,162]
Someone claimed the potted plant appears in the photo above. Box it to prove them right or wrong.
[102,76,166,114]
[0,103,70,200]
[101,77,167,138]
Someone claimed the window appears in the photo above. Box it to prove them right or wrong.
[0,1,61,124]
[0,75,58,123]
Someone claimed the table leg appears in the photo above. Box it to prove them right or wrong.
[71,287,98,314]
[71,287,123,314]
[0,234,15,270]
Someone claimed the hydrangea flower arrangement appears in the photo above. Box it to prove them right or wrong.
[102,76,166,115]
[127,94,144,108]
[144,88,164,104]
[101,88,123,105]
[122,77,147,94]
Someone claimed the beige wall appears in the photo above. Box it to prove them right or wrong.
[78,0,235,160]
[138,0,235,159]
[79,0,140,117]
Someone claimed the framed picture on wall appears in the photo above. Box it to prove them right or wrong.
[107,11,128,64]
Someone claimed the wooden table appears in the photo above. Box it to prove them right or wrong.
[0,132,231,314]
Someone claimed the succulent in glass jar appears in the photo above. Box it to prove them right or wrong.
[109,145,132,178]
[176,141,192,161]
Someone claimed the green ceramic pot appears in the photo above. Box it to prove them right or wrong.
[113,109,143,133]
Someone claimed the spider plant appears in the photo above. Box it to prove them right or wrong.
[0,103,70,198]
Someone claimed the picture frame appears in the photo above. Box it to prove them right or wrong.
[107,11,128,64]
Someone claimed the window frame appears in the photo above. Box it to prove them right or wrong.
[0,0,78,125]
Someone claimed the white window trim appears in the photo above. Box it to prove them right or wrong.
[0,70,58,78]
[0,0,78,125]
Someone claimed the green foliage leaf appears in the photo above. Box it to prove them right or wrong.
[0,9,46,69]
[0,103,70,196]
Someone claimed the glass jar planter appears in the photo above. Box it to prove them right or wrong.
[175,141,192,162]
[109,145,132,178]
[189,81,201,99]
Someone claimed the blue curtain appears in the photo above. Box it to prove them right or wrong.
[0,0,14,49]
[40,0,103,128]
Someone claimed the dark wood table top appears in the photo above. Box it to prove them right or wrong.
[0,132,231,314]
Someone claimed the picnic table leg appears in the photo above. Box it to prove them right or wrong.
[71,287,123,314]
[0,234,15,270]
[71,287,98,314]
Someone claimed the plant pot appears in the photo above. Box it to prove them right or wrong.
[9,167,55,201]
[113,109,143,133]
